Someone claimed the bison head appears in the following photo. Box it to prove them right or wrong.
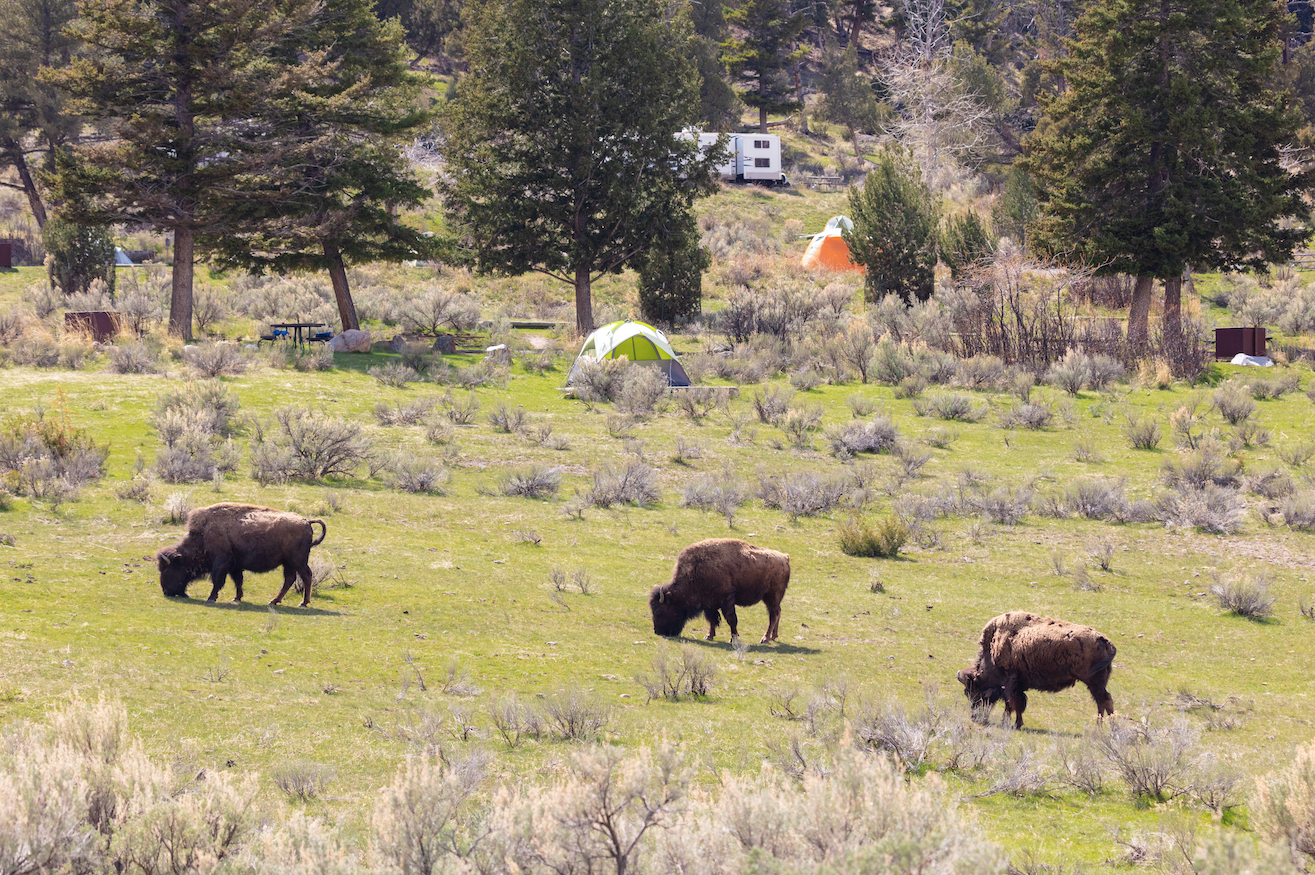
[156,548,204,597]
[957,663,1004,725]
[649,586,688,637]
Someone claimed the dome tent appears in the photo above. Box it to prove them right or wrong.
[800,215,864,272]
[569,320,690,387]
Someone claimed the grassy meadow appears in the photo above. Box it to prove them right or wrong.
[1,182,1315,871]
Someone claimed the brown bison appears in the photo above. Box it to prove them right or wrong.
[957,611,1116,729]
[649,539,790,643]
[156,503,326,606]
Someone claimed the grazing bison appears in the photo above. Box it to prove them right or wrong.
[957,611,1116,729]
[649,539,790,643]
[156,503,326,606]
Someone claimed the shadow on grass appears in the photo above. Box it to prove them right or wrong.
[164,596,342,617]
[667,636,822,655]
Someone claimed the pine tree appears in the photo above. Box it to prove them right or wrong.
[1023,0,1312,344]
[440,0,718,335]
[199,0,440,332]
[1,0,81,228]
[46,0,320,339]
[817,39,883,150]
[843,147,940,303]
[636,209,710,325]
[721,0,808,133]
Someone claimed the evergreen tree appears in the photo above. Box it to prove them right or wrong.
[43,215,115,297]
[637,209,710,325]
[199,0,440,332]
[439,0,718,335]
[46,0,320,339]
[817,39,883,147]
[991,164,1038,245]
[1,0,81,228]
[1023,0,1311,344]
[843,147,939,303]
[689,0,742,130]
[722,0,808,133]
[941,210,995,283]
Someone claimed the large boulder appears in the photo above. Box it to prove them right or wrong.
[433,334,457,354]
[329,329,372,353]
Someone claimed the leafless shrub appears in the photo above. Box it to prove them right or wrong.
[488,694,544,747]
[1251,740,1315,864]
[1157,484,1246,535]
[894,442,932,479]
[1247,466,1294,499]
[1097,715,1200,802]
[499,465,562,499]
[371,749,489,874]
[570,567,596,594]
[250,406,373,482]
[1188,751,1245,813]
[1213,384,1257,425]
[1161,440,1242,489]
[1282,490,1315,531]
[999,403,1052,430]
[570,357,625,402]
[826,415,898,458]
[183,342,248,378]
[1070,565,1102,592]
[1088,538,1115,572]
[1048,549,1065,576]
[401,285,481,334]
[673,387,731,421]
[1059,477,1128,520]
[973,485,1033,525]
[1209,569,1276,618]
[1246,371,1301,399]
[768,686,803,719]
[369,362,422,387]
[116,478,153,503]
[670,437,703,464]
[1232,419,1271,448]
[617,366,670,415]
[271,759,335,802]
[913,392,987,422]
[1071,438,1103,462]
[854,696,946,772]
[954,355,1007,390]
[438,659,480,697]
[1045,349,1091,394]
[377,399,438,429]
[540,687,611,740]
[751,386,795,424]
[1053,731,1106,795]
[757,470,846,519]
[635,645,718,701]
[1124,415,1162,449]
[487,402,529,433]
[922,427,958,448]
[385,452,450,494]
[440,391,481,425]
[779,403,823,449]
[974,742,1052,798]
[106,342,158,374]
[590,459,660,507]
[162,490,195,524]
[683,467,745,526]
[846,394,878,418]
[1278,441,1315,468]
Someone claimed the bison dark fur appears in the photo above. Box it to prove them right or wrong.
[649,539,790,643]
[957,611,1115,729]
[156,503,327,606]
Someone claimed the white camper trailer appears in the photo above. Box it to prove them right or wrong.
[684,130,789,185]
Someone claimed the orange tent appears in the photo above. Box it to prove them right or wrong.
[801,215,864,272]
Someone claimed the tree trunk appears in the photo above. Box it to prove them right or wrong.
[759,105,768,134]
[1162,274,1181,336]
[1128,275,1153,346]
[2,138,48,228]
[575,263,594,336]
[169,228,195,340]
[324,242,359,331]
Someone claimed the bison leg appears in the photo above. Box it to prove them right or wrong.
[207,557,231,603]
[230,569,245,602]
[269,563,298,606]
[704,608,720,640]
[762,594,782,643]
[1086,667,1115,721]
[721,598,740,640]
[1003,677,1027,729]
[296,562,313,607]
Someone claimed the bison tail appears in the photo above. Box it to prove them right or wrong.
[309,519,327,547]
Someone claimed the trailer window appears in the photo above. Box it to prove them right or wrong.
[754,157,771,167]
[754,139,769,149]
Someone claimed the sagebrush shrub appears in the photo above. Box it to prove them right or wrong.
[369,362,421,387]
[1251,741,1315,864]
[250,406,373,482]
[913,392,986,422]
[1046,349,1091,394]
[757,471,846,519]
[751,386,795,424]
[1209,570,1276,619]
[183,342,248,378]
[1124,415,1162,450]
[1157,484,1246,534]
[682,468,745,526]
[500,466,562,499]
[1213,384,1256,425]
[590,460,659,507]
[826,415,899,458]
[106,342,158,374]
[1000,403,1053,430]
[385,453,450,494]
[837,514,908,557]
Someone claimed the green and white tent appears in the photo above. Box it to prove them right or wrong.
[569,320,691,386]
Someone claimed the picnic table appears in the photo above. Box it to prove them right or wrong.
[267,322,327,345]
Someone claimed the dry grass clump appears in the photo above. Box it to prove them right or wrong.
[837,513,909,557]
[1208,570,1276,619]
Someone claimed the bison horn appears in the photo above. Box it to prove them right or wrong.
[956,669,967,685]
[659,590,665,603]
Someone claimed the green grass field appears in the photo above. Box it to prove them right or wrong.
[2,324,1314,869]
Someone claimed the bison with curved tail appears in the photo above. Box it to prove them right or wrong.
[957,611,1116,729]
[649,539,790,643]
[157,503,326,607]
